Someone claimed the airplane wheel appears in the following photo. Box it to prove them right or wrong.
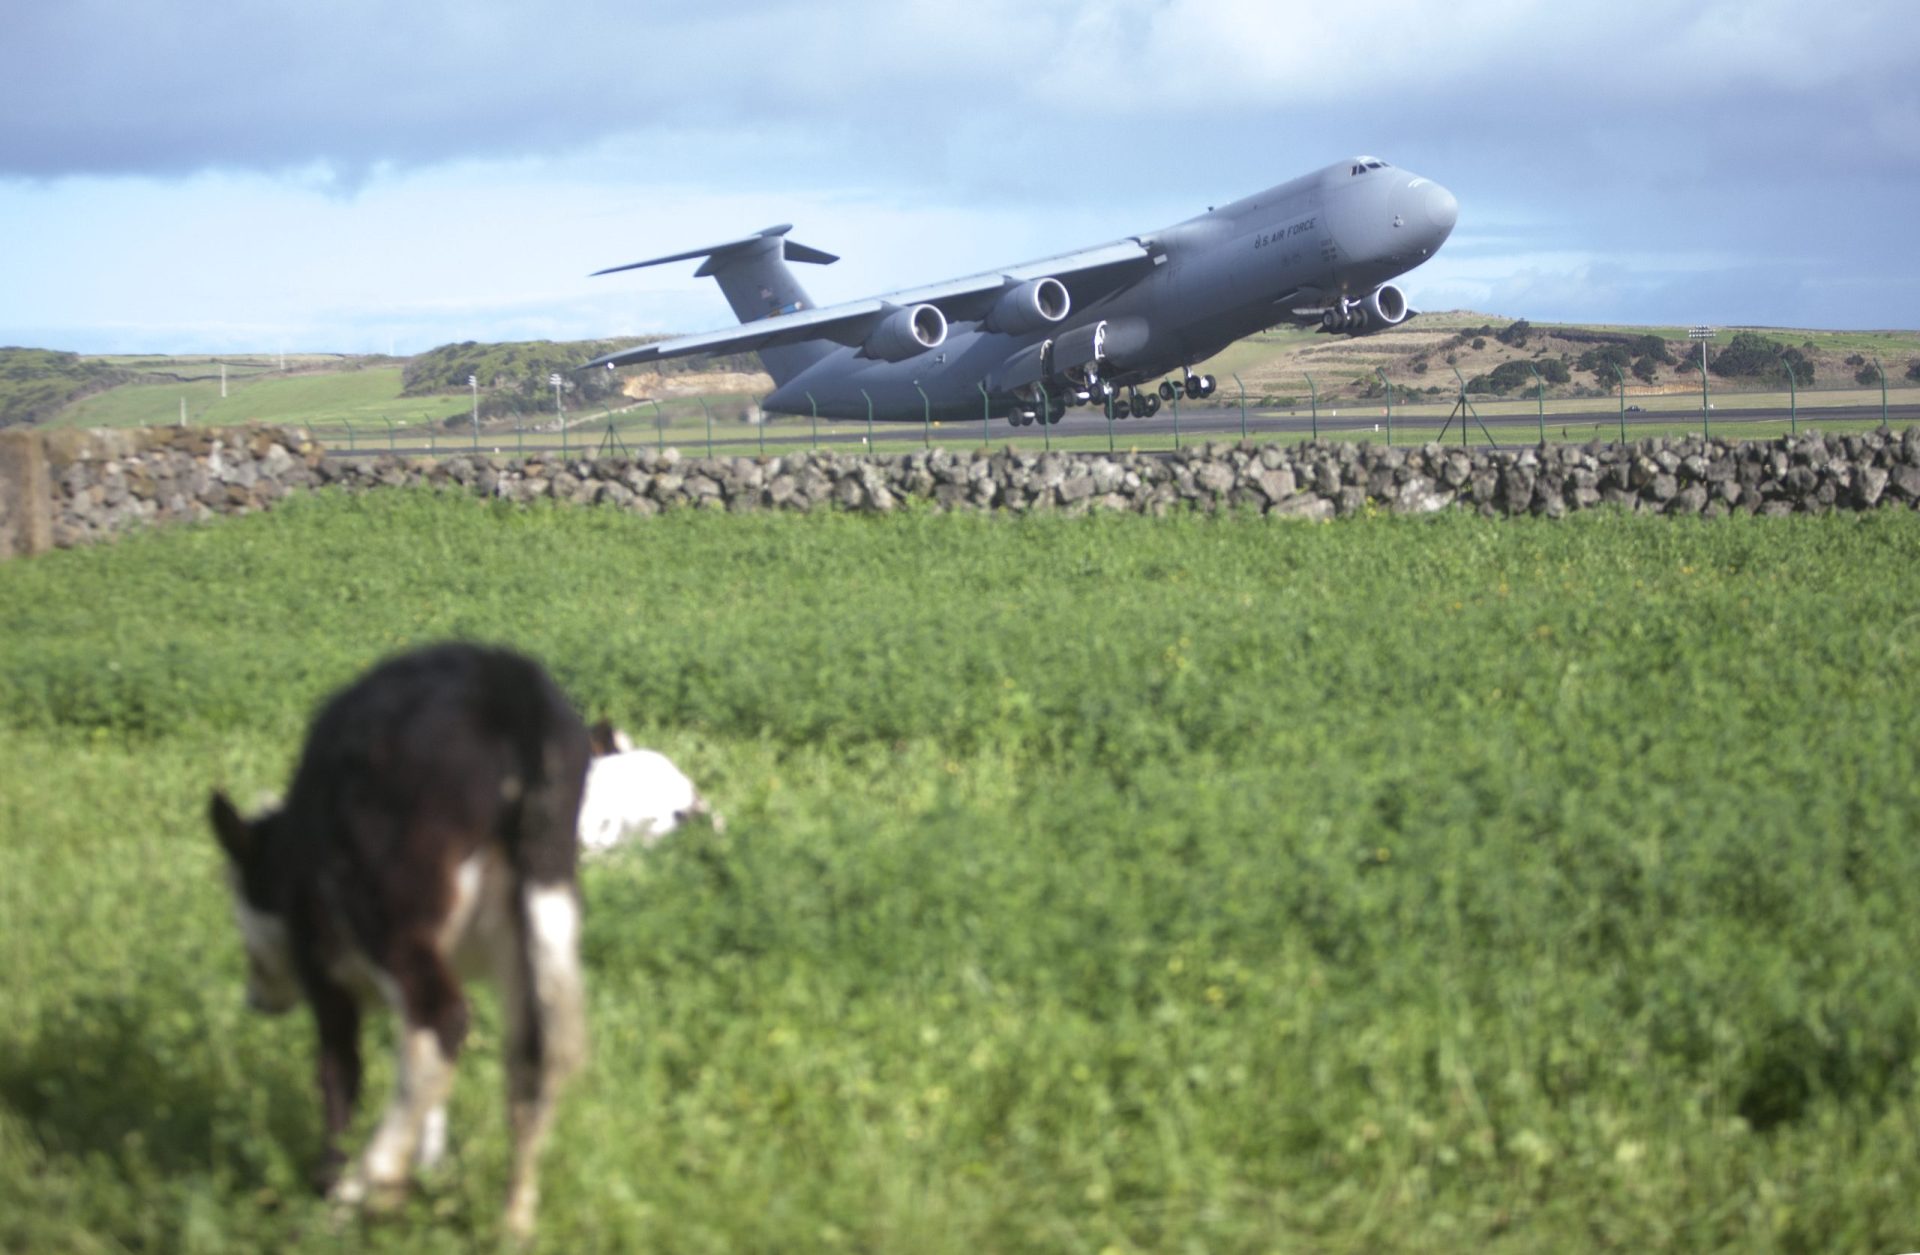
[1158,380,1176,402]
[1198,375,1217,398]
[1139,392,1161,417]
[1114,399,1131,419]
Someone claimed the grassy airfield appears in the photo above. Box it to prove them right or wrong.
[17,317,1917,458]
[4,492,1920,1250]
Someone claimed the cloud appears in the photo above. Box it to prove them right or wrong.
[4,0,1917,345]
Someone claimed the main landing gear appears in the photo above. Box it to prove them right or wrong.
[1159,372,1217,402]
[1108,388,1160,419]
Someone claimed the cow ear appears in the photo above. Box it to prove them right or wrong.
[209,790,253,864]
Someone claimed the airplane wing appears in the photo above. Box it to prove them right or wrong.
[582,300,889,370]
[582,237,1157,372]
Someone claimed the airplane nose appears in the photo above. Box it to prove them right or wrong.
[1422,181,1458,233]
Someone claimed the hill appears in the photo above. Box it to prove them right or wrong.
[11,319,1919,433]
[1202,314,1920,406]
[0,349,132,428]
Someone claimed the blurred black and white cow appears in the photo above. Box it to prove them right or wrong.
[208,643,591,1240]
[579,721,722,852]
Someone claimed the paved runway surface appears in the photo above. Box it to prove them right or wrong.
[335,400,1920,459]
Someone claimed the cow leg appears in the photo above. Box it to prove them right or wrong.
[334,943,468,1212]
[501,882,587,1240]
[413,1103,449,1172]
[310,980,362,1192]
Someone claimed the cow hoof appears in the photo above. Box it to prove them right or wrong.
[329,1171,409,1215]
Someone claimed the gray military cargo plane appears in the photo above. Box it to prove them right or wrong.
[583,156,1456,426]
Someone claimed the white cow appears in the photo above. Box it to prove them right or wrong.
[579,724,721,852]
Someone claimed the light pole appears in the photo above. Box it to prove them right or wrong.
[1687,327,1714,440]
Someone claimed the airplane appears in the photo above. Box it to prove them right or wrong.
[582,156,1457,426]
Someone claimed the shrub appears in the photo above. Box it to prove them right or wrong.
[1709,332,1816,385]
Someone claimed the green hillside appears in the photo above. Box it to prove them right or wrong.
[10,320,1919,437]
[0,349,130,428]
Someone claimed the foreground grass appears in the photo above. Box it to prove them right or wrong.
[4,494,1920,1251]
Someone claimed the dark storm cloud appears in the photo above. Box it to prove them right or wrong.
[0,0,1079,182]
[6,0,1917,332]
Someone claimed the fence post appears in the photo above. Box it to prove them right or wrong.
[1376,368,1393,446]
[1233,372,1248,442]
[1875,357,1888,427]
[342,418,355,452]
[1610,364,1627,444]
[806,392,819,450]
[1525,362,1545,445]
[1040,390,1051,452]
[1781,358,1797,436]
[860,389,873,451]
[383,415,395,453]
[643,399,663,454]
[1305,373,1318,440]
[915,383,931,449]
[697,397,713,460]
[1170,387,1179,452]
[976,382,990,446]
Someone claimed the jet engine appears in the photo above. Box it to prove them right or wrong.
[862,304,948,361]
[984,277,1071,335]
[1363,284,1409,327]
[1319,284,1411,334]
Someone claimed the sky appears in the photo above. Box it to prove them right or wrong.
[3,0,1917,355]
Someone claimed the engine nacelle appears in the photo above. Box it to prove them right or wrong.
[862,304,948,361]
[985,277,1071,335]
[1363,283,1410,328]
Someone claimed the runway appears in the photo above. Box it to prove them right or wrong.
[333,399,1920,460]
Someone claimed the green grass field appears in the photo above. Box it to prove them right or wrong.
[4,494,1920,1251]
[52,366,470,431]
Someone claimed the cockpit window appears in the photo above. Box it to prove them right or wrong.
[1349,156,1391,175]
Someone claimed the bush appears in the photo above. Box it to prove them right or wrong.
[1709,332,1816,385]
[1496,319,1532,348]
[1857,364,1882,386]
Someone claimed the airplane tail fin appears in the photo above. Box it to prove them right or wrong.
[593,226,838,387]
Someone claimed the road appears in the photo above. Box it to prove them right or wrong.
[330,399,1920,459]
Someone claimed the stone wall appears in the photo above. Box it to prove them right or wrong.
[11,423,1920,556]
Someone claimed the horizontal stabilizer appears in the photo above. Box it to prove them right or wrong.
[591,224,838,279]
